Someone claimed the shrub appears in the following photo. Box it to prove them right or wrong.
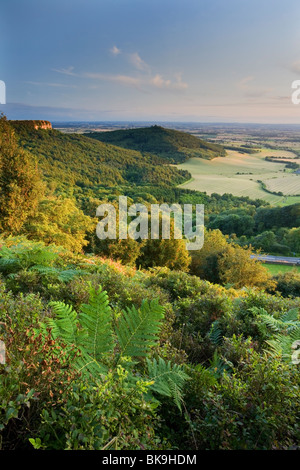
[270,271,300,298]
[32,370,165,450]
[0,326,78,449]
[0,282,46,330]
[184,345,300,450]
[172,287,232,363]
[146,267,213,301]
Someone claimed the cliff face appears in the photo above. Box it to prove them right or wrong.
[33,120,52,130]
[9,120,52,130]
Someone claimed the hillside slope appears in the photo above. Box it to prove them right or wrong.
[9,121,191,190]
[85,125,226,163]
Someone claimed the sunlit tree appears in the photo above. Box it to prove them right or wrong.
[0,115,45,233]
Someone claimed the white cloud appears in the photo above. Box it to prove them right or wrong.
[110,45,121,56]
[151,74,171,88]
[85,71,188,92]
[129,52,151,72]
[84,72,141,89]
[52,53,188,93]
[52,66,75,76]
[150,74,188,90]
[26,81,77,88]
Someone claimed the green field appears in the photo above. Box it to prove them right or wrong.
[264,174,300,196]
[177,148,300,205]
[264,263,300,275]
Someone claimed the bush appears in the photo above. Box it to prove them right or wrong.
[172,286,233,363]
[184,344,300,450]
[31,370,165,450]
[0,326,78,449]
[0,281,46,330]
[146,267,213,301]
[270,271,300,298]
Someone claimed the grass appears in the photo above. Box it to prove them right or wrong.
[264,263,300,275]
[264,174,300,196]
[177,148,300,205]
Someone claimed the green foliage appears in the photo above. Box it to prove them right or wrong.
[86,125,226,164]
[1,114,300,451]
[254,307,300,363]
[184,351,300,450]
[269,270,300,298]
[79,286,114,361]
[24,197,96,253]
[10,121,190,194]
[208,320,223,346]
[217,243,275,289]
[145,267,210,301]
[189,228,229,281]
[32,370,164,450]
[95,237,143,266]
[256,307,300,336]
[146,357,189,411]
[0,278,172,450]
[29,265,87,283]
[0,237,60,274]
[0,235,299,450]
[254,203,300,231]
[217,290,300,349]
[172,284,233,363]
[0,283,45,331]
[266,328,300,364]
[207,213,255,237]
[116,301,164,359]
[204,202,300,257]
[0,116,45,234]
[0,324,78,449]
[0,237,88,297]
[40,285,188,409]
[190,229,274,289]
[138,238,191,272]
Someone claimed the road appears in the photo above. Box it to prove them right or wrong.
[250,254,300,265]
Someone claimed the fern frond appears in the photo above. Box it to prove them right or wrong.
[57,268,87,282]
[146,356,189,411]
[281,308,299,323]
[29,265,58,276]
[258,308,300,337]
[208,350,230,378]
[0,257,22,274]
[78,286,114,361]
[259,314,285,333]
[116,300,164,359]
[75,349,108,376]
[21,246,58,268]
[266,327,300,363]
[208,320,223,346]
[29,265,87,282]
[45,294,110,377]
[47,301,79,344]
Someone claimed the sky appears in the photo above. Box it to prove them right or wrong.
[1,0,300,123]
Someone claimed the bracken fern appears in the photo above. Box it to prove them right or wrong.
[40,285,188,409]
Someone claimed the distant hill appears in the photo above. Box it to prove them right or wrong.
[9,121,191,192]
[85,125,226,163]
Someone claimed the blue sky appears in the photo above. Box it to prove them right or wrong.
[1,0,300,122]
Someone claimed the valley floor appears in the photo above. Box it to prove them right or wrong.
[177,148,300,205]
